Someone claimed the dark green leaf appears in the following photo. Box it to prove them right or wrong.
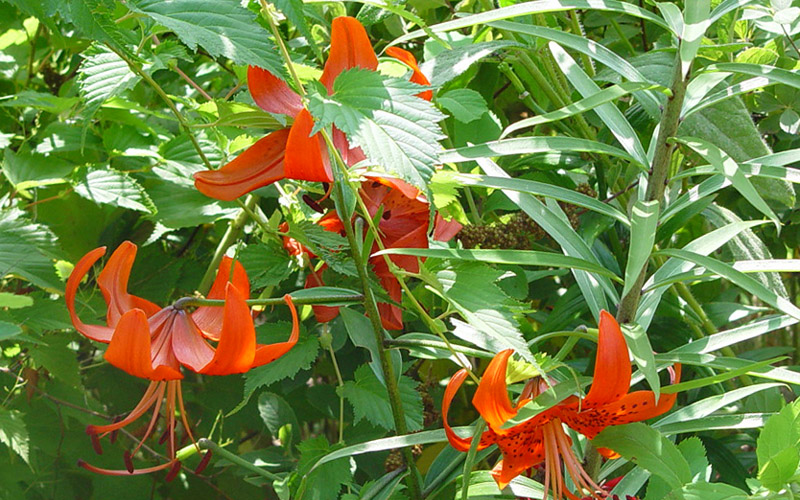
[338,364,423,431]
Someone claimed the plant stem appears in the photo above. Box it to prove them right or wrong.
[460,420,486,500]
[616,54,689,324]
[197,195,256,294]
[110,46,212,170]
[324,324,346,443]
[197,438,282,482]
[385,337,493,358]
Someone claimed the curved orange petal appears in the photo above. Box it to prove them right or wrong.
[194,129,289,201]
[385,47,433,101]
[199,283,257,375]
[251,295,300,367]
[442,369,475,452]
[66,246,115,343]
[433,213,463,242]
[320,17,378,93]
[247,65,303,116]
[193,256,250,341]
[284,109,333,183]
[492,432,545,490]
[170,309,215,373]
[104,309,182,381]
[97,241,161,326]
[597,447,621,459]
[472,350,518,432]
[583,310,632,408]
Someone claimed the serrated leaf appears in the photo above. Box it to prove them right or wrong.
[243,331,319,396]
[308,68,446,192]
[340,307,401,385]
[338,364,423,431]
[0,409,29,465]
[257,392,299,449]
[129,0,284,76]
[0,211,62,292]
[419,41,520,87]
[431,261,533,362]
[28,335,81,388]
[297,436,352,500]
[78,44,139,117]
[238,242,293,288]
[757,399,800,491]
[593,423,691,489]
[73,167,155,213]
[0,90,79,114]
[438,89,487,123]
[2,149,73,190]
[288,220,357,277]
[61,0,135,55]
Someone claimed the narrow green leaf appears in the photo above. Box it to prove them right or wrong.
[622,323,660,401]
[674,137,780,229]
[655,383,783,427]
[679,1,711,77]
[549,42,649,166]
[705,63,800,90]
[440,136,643,169]
[658,413,773,435]
[622,200,659,298]
[502,82,665,137]
[418,41,521,87]
[656,248,800,320]
[373,248,622,282]
[681,482,749,500]
[453,173,629,226]
[593,423,692,489]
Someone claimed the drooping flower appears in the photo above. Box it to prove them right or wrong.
[442,311,681,498]
[282,173,461,330]
[194,17,432,201]
[66,241,299,476]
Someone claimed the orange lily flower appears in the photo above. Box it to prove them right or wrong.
[194,17,432,201]
[442,311,681,498]
[282,174,461,330]
[66,241,299,477]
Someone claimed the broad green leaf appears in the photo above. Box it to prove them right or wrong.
[28,335,81,388]
[0,321,22,341]
[459,470,545,498]
[440,136,643,169]
[148,180,238,228]
[0,210,63,292]
[258,392,299,450]
[60,0,135,55]
[476,158,616,319]
[681,482,749,500]
[593,423,691,489]
[452,173,629,226]
[656,248,800,321]
[438,89,487,123]
[129,0,284,76]
[338,364,423,431]
[418,41,520,87]
[675,137,779,228]
[297,436,353,500]
[340,307,402,385]
[0,90,79,114]
[238,241,293,289]
[73,167,155,214]
[757,399,800,491]
[0,409,29,465]
[308,68,445,192]
[269,0,318,61]
[549,42,648,166]
[622,200,659,298]
[373,247,622,282]
[709,0,760,24]
[242,329,319,401]
[430,261,533,361]
[2,149,73,190]
[502,82,665,137]
[78,44,139,117]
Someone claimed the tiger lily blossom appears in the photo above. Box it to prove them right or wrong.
[66,241,299,477]
[194,17,432,201]
[442,310,681,498]
[282,173,461,330]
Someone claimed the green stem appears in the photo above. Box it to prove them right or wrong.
[610,18,637,55]
[567,11,594,77]
[616,53,689,324]
[460,420,486,500]
[197,195,256,294]
[111,46,212,170]
[325,324,346,443]
[385,338,493,358]
[197,438,282,482]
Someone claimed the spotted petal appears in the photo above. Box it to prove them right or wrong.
[582,310,632,408]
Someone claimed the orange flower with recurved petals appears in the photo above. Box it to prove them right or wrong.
[66,242,299,477]
[442,311,681,498]
[194,17,432,201]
